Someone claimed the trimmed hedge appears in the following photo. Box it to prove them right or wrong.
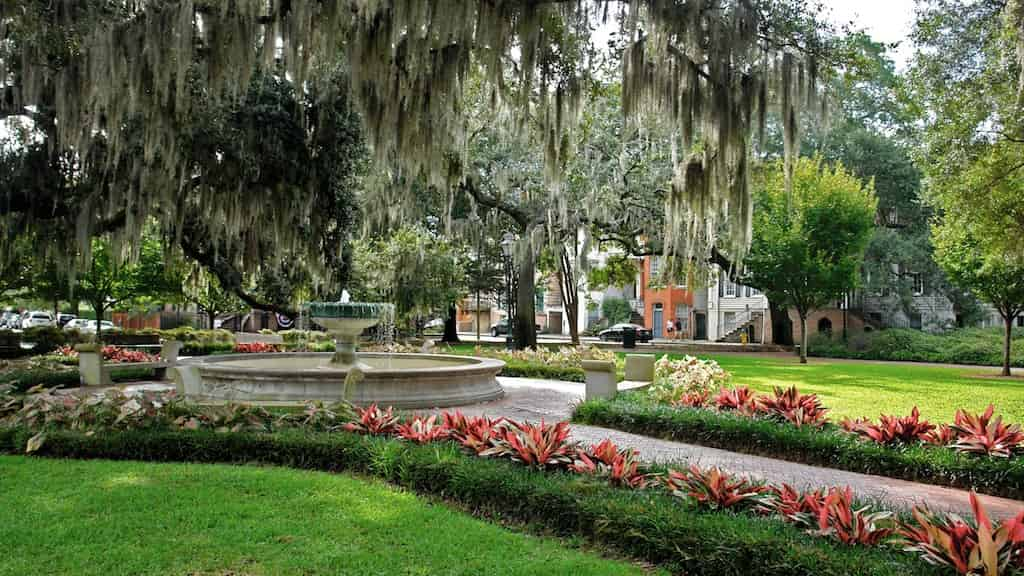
[573,395,1024,500]
[499,361,586,382]
[0,367,157,392]
[0,427,940,576]
[808,328,1024,367]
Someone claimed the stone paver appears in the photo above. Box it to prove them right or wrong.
[447,377,1024,520]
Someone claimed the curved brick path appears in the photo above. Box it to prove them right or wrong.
[447,377,1024,520]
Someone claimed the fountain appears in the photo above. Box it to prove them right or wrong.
[173,296,504,409]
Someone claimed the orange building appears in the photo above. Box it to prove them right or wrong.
[640,256,695,339]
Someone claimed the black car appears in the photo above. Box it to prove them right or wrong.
[490,319,542,337]
[598,323,653,342]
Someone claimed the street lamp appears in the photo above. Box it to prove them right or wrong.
[500,232,516,351]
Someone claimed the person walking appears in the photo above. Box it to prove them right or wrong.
[674,317,683,340]
[665,319,674,340]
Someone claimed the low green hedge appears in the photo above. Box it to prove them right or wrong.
[808,328,1024,367]
[180,341,235,356]
[0,427,939,576]
[573,395,1024,500]
[499,360,586,382]
[0,367,157,392]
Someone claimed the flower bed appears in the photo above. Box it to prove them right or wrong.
[573,394,1024,500]
[233,342,282,354]
[469,345,621,382]
[0,387,1020,574]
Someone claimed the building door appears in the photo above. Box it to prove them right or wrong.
[652,304,664,338]
[548,311,563,335]
[694,312,707,340]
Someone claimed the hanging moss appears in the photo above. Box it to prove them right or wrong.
[1,0,832,281]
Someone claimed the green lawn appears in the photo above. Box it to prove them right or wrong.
[696,353,1024,423]
[0,456,656,576]
[444,342,1024,423]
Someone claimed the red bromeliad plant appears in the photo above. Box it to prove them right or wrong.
[925,424,958,447]
[672,389,712,409]
[442,411,504,454]
[898,492,1024,575]
[951,405,1024,458]
[397,415,448,444]
[343,403,400,435]
[811,487,894,546]
[759,483,826,527]
[840,407,935,445]
[756,386,829,428]
[664,465,768,510]
[482,420,576,468]
[714,386,759,415]
[233,342,281,354]
[570,439,652,488]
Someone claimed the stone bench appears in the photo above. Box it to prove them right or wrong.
[621,354,655,391]
[581,354,655,401]
[77,340,183,387]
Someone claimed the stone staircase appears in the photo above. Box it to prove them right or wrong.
[717,310,761,343]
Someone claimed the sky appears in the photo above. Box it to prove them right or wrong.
[824,0,918,69]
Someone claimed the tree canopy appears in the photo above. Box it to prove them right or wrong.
[0,0,843,289]
[743,156,876,362]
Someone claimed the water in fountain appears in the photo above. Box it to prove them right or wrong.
[375,305,396,368]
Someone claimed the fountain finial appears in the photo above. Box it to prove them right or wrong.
[340,290,351,303]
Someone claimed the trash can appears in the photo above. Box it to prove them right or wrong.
[622,326,637,349]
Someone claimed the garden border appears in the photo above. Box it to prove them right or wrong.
[572,396,1024,500]
[0,427,940,576]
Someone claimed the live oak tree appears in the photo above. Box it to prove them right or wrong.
[1,0,842,315]
[184,268,245,330]
[743,157,876,363]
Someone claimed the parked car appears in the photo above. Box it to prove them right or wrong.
[598,323,653,343]
[56,313,77,327]
[21,311,54,329]
[79,320,121,334]
[489,319,542,337]
[63,318,92,332]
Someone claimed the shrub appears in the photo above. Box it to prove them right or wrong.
[898,492,1024,575]
[648,355,730,403]
[757,386,829,429]
[664,465,768,511]
[20,326,68,355]
[102,346,159,363]
[840,407,935,446]
[760,484,826,526]
[442,411,504,455]
[808,328,1024,368]
[343,404,400,435]
[397,415,448,444]
[812,487,894,546]
[714,386,759,414]
[951,405,1024,458]
[482,420,576,469]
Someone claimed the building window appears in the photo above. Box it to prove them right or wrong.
[817,317,833,335]
[910,312,923,330]
[675,304,689,331]
[911,273,924,296]
[723,274,737,298]
[1018,316,1024,328]
[650,256,662,277]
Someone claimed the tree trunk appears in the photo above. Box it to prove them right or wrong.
[95,303,105,343]
[514,250,537,349]
[1003,314,1014,377]
[208,309,217,330]
[557,246,580,345]
[799,313,808,364]
[441,303,460,343]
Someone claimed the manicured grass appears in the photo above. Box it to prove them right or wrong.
[699,353,1024,423]
[445,342,1024,422]
[0,456,654,576]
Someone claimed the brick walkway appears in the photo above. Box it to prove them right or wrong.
[449,377,1024,520]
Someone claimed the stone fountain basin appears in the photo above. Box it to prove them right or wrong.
[173,352,505,409]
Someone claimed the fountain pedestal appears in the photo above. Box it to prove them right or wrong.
[308,301,393,367]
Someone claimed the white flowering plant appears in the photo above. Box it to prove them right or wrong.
[647,355,730,403]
